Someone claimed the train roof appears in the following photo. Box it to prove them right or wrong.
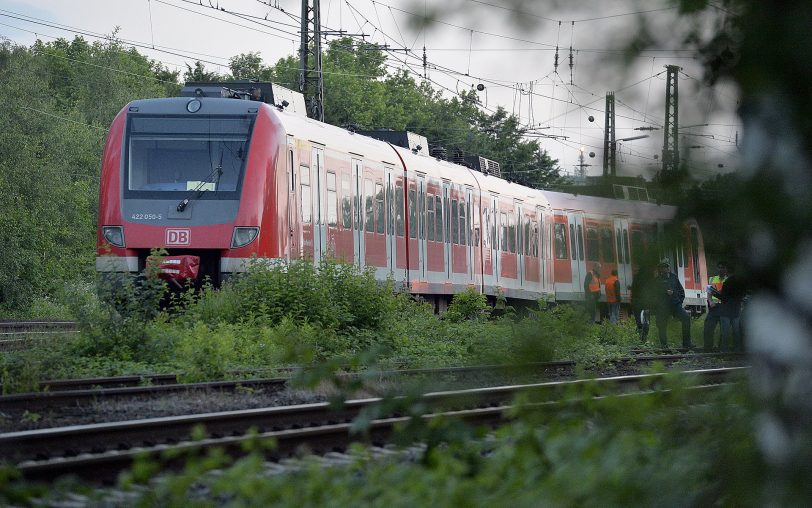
[270,105,675,221]
[541,190,676,220]
[271,105,400,166]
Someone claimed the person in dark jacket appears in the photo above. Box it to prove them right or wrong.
[703,261,729,352]
[709,269,747,352]
[630,261,657,342]
[653,259,693,349]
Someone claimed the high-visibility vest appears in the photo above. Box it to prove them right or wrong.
[588,273,600,293]
[605,275,619,303]
[709,275,726,304]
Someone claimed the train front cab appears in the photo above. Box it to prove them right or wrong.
[96,97,288,286]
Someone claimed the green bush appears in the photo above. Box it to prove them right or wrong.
[444,288,491,323]
[69,271,168,361]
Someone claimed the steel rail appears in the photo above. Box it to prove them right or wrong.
[0,352,745,416]
[1,367,746,472]
[0,377,290,414]
[13,380,733,484]
[5,350,742,394]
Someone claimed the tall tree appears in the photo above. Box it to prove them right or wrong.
[184,60,222,83]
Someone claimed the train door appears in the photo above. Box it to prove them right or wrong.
[537,206,548,292]
[443,181,452,280]
[614,218,632,301]
[466,187,475,281]
[418,174,427,279]
[567,212,586,296]
[286,140,298,259]
[351,158,364,268]
[385,165,396,275]
[311,147,326,264]
[674,237,687,289]
[299,163,313,260]
[515,201,525,286]
[491,195,500,286]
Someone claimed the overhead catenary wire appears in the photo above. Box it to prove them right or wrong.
[2,1,736,175]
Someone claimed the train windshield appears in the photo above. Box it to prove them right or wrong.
[124,115,255,199]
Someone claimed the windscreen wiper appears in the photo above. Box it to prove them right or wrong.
[176,149,224,212]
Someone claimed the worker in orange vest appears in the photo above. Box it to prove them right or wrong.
[584,262,602,323]
[605,269,621,324]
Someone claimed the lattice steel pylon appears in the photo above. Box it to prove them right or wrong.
[299,0,324,122]
[603,92,616,178]
[661,65,681,172]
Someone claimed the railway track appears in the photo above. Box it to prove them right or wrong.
[2,367,746,484]
[0,320,79,335]
[0,353,744,416]
[0,320,79,352]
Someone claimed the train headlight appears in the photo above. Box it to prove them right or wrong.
[186,99,202,113]
[231,227,259,248]
[102,226,125,247]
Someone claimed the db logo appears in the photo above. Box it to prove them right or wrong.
[166,228,191,246]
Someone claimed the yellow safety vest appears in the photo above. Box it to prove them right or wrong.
[709,275,726,304]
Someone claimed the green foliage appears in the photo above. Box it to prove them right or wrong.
[69,270,168,361]
[0,36,176,315]
[444,288,490,322]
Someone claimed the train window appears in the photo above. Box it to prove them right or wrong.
[577,225,585,261]
[600,228,615,263]
[341,176,351,229]
[508,215,516,253]
[288,150,295,192]
[353,175,362,231]
[459,200,467,246]
[482,208,489,247]
[569,224,577,260]
[387,181,394,235]
[524,220,532,256]
[435,194,444,242]
[451,198,459,244]
[534,223,540,257]
[472,203,480,247]
[126,116,252,196]
[395,182,404,237]
[586,228,599,262]
[691,227,701,283]
[375,182,384,234]
[326,171,337,227]
[516,216,522,255]
[491,206,497,247]
[408,187,417,239]
[616,228,623,264]
[631,230,644,262]
[364,179,374,233]
[555,223,568,259]
[300,166,311,224]
[419,186,426,240]
[501,213,508,252]
[427,195,435,241]
[623,229,630,264]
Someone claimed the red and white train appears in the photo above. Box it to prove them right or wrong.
[97,83,708,311]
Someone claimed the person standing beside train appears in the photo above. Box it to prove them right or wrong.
[654,259,693,349]
[630,261,656,343]
[703,261,729,352]
[605,269,621,324]
[584,262,602,323]
[709,266,747,352]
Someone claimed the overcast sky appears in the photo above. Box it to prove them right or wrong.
[0,0,741,179]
